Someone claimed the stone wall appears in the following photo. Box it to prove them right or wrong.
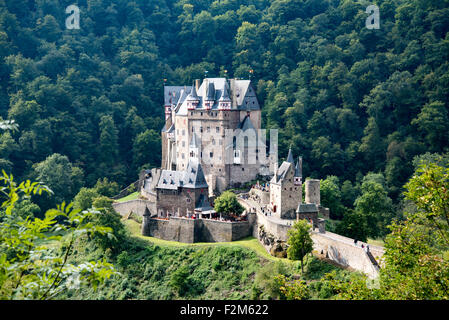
[142,216,253,243]
[255,212,291,242]
[112,199,155,217]
[143,217,197,243]
[156,188,208,217]
[311,231,383,279]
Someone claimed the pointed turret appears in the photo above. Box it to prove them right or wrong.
[189,132,200,159]
[218,85,231,110]
[286,148,294,164]
[186,83,200,110]
[206,82,215,100]
[219,87,231,101]
[204,80,215,110]
[294,156,302,187]
[295,156,302,178]
[187,83,199,101]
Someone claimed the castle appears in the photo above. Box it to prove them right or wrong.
[113,77,383,278]
[161,78,273,195]
[137,77,325,222]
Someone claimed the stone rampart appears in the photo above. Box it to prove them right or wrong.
[311,231,383,279]
[112,199,156,217]
[256,212,291,241]
[142,217,252,243]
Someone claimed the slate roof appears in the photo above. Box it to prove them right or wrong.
[239,115,256,131]
[219,86,231,101]
[186,84,199,101]
[190,132,200,149]
[183,158,208,189]
[271,161,293,184]
[156,158,208,190]
[295,157,302,177]
[164,86,184,106]
[297,203,318,213]
[205,81,216,100]
[286,148,294,164]
[156,170,185,190]
[168,78,260,114]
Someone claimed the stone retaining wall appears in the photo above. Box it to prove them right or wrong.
[312,231,383,279]
[112,199,156,217]
[142,216,253,243]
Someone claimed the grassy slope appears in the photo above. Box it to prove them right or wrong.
[115,192,139,203]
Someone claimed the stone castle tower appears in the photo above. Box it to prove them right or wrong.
[269,148,303,219]
[161,78,272,194]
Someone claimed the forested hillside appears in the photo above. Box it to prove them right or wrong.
[1,0,449,226]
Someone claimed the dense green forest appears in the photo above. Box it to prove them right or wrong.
[1,0,449,301]
[1,0,449,237]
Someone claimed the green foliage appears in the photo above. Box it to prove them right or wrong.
[90,196,128,252]
[94,178,120,198]
[62,242,263,300]
[353,173,395,239]
[327,161,449,300]
[287,220,314,273]
[0,171,116,300]
[253,261,291,300]
[73,188,100,211]
[214,191,245,218]
[169,265,190,296]
[335,209,369,242]
[32,154,84,210]
[320,176,345,219]
[275,274,311,300]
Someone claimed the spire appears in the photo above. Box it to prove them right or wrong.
[190,83,199,99]
[187,83,199,101]
[190,132,199,148]
[206,82,215,100]
[219,86,231,101]
[189,132,200,160]
[295,156,302,177]
[286,148,294,164]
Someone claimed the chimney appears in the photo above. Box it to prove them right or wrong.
[195,79,200,92]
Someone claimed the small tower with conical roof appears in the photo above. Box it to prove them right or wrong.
[218,86,231,110]
[204,80,215,110]
[189,132,200,160]
[286,148,294,164]
[294,156,302,186]
[187,84,200,110]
